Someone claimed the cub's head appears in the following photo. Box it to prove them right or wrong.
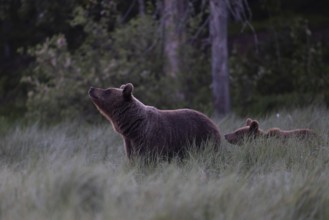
[224,118,260,145]
[88,83,134,119]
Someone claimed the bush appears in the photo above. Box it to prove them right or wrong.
[22,14,162,123]
[22,11,213,123]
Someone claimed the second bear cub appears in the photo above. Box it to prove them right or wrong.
[224,118,315,145]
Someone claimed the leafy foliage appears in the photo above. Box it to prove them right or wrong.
[0,0,87,120]
[1,0,329,122]
[23,10,213,123]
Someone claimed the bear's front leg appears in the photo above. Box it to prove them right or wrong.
[123,137,133,160]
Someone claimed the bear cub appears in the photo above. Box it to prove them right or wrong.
[89,83,221,160]
[225,118,315,145]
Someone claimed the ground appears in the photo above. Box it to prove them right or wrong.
[0,106,328,220]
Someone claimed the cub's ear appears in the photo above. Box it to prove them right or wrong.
[246,118,253,126]
[249,120,259,133]
[122,83,134,99]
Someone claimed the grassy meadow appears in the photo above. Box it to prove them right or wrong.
[0,106,329,220]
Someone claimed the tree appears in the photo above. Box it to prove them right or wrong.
[162,0,188,78]
[209,0,231,117]
[138,0,145,16]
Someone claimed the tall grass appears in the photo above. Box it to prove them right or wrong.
[0,107,328,220]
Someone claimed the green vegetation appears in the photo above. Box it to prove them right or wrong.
[1,0,329,122]
[0,107,328,219]
[22,12,213,123]
[21,9,329,122]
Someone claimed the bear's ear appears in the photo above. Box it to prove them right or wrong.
[246,118,252,126]
[122,83,134,99]
[249,120,259,133]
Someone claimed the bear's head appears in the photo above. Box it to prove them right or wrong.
[88,83,134,120]
[224,118,261,145]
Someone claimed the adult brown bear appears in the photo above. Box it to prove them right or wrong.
[89,83,221,160]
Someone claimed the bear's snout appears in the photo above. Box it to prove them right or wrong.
[88,87,98,99]
[224,134,231,140]
[224,133,239,145]
[224,134,231,142]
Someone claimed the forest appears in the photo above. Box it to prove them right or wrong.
[0,0,328,123]
[1,1,329,219]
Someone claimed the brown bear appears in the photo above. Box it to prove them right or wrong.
[224,118,315,145]
[88,83,221,160]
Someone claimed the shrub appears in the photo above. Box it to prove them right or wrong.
[22,13,163,123]
[22,11,213,123]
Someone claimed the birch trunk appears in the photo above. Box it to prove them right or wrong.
[138,0,145,16]
[163,0,187,77]
[210,0,231,117]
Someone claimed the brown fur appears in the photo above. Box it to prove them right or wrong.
[89,83,221,160]
[224,118,315,145]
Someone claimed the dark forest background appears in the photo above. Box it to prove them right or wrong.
[0,0,328,123]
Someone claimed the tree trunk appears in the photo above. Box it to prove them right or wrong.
[138,0,145,17]
[210,0,231,117]
[163,0,187,77]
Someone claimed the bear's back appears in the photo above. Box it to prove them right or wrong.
[138,107,220,156]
